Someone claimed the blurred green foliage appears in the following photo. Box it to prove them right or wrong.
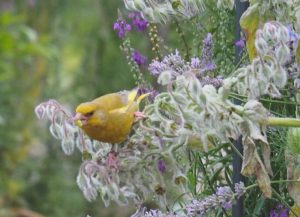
[0,0,136,216]
[1,0,294,216]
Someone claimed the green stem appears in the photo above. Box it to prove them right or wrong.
[229,99,300,127]
[229,53,248,76]
[229,140,243,159]
[230,92,300,106]
[197,154,230,217]
[267,117,300,127]
[174,20,190,60]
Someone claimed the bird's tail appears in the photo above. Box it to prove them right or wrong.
[128,89,150,105]
[111,90,150,114]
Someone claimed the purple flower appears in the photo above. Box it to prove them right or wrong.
[270,210,279,217]
[186,182,245,216]
[235,38,246,48]
[149,60,168,76]
[133,50,147,66]
[201,76,223,88]
[201,63,216,74]
[129,12,149,31]
[201,33,214,63]
[204,33,213,45]
[191,57,201,69]
[191,33,216,76]
[157,159,166,173]
[149,50,189,76]
[216,186,233,209]
[113,19,132,39]
[234,181,245,198]
[280,209,289,217]
[270,204,289,217]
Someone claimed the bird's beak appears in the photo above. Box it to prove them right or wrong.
[73,113,88,127]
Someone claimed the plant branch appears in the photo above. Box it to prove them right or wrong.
[267,117,300,127]
[174,20,190,60]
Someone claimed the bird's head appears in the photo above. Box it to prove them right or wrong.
[73,102,106,128]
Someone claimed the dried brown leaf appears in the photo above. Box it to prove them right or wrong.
[286,151,300,206]
[242,137,272,198]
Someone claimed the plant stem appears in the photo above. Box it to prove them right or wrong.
[229,140,243,159]
[230,92,300,106]
[174,20,190,60]
[198,154,230,217]
[267,117,300,127]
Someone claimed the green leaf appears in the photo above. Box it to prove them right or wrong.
[240,4,260,60]
[210,166,224,184]
[253,196,265,216]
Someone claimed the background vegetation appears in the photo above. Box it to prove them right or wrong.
[0,0,136,216]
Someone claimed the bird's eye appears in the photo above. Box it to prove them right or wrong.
[86,111,94,117]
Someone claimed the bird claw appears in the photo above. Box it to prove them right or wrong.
[134,111,147,121]
[106,152,119,170]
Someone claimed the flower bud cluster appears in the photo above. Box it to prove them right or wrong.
[254,0,300,29]
[123,0,206,23]
[35,100,81,155]
[120,38,147,85]
[233,22,297,99]
[149,33,218,87]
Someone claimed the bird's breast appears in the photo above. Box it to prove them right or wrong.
[82,114,134,144]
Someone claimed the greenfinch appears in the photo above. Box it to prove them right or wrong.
[73,90,147,143]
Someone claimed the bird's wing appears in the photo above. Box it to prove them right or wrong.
[92,93,127,111]
[108,91,150,115]
[108,90,138,115]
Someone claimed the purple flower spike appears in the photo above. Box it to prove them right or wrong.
[191,32,216,76]
[113,19,132,39]
[204,33,213,46]
[157,159,166,173]
[133,50,147,66]
[235,37,246,48]
[186,182,246,216]
[191,57,201,69]
[149,60,168,76]
[129,12,149,31]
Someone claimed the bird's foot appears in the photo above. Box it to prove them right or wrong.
[106,151,119,170]
[134,111,147,121]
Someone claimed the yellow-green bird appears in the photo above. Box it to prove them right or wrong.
[73,90,148,143]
